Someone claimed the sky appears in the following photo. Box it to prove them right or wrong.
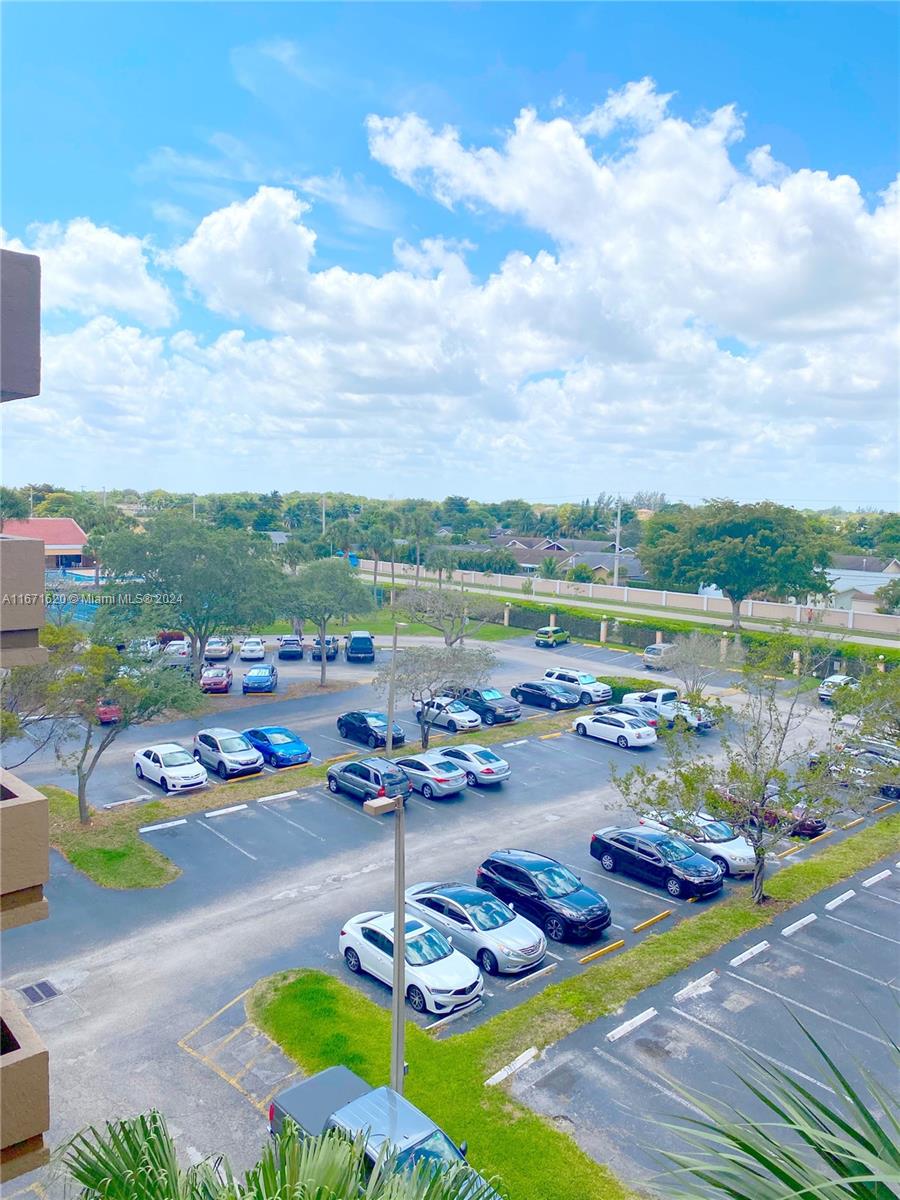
[2,1,898,508]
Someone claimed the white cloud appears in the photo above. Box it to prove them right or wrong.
[578,77,674,137]
[2,219,175,326]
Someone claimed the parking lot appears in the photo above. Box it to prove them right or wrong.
[510,857,900,1183]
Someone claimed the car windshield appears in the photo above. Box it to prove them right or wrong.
[577,674,596,684]
[161,750,193,767]
[464,894,514,931]
[656,837,694,863]
[248,668,268,676]
[362,711,386,726]
[534,864,580,898]
[546,684,572,696]
[702,820,736,842]
[220,737,250,753]
[205,669,226,676]
[405,927,452,966]
[445,701,467,712]
[475,750,502,763]
[267,731,294,745]
[396,1130,463,1172]
[482,689,503,700]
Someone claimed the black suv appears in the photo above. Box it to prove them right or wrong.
[337,710,406,749]
[476,849,612,942]
[590,826,724,899]
[346,631,375,663]
[444,685,521,726]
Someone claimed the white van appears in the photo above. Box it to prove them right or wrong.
[642,642,676,670]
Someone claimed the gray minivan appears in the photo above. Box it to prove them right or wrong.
[642,642,677,669]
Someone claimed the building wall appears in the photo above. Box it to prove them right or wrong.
[0,536,47,667]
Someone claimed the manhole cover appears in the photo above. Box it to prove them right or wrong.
[20,980,59,1005]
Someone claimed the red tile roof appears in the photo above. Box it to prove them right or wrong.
[1,517,88,549]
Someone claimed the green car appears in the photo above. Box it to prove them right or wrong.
[535,625,570,647]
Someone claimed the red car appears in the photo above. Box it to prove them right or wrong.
[200,666,233,694]
[96,698,122,724]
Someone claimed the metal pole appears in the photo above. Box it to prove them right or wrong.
[387,623,406,1093]
[321,496,326,535]
[612,499,622,587]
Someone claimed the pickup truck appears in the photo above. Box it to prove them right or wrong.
[621,688,716,731]
[269,1066,500,1194]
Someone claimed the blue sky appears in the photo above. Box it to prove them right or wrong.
[2,3,898,505]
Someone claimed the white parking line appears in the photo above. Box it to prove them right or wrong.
[572,864,683,904]
[196,818,257,860]
[729,941,769,966]
[106,793,150,808]
[592,1046,705,1115]
[727,971,891,1046]
[786,941,900,993]
[256,802,325,842]
[407,795,438,815]
[139,818,187,833]
[864,890,900,907]
[862,869,892,888]
[204,803,248,818]
[318,790,384,826]
[544,950,564,961]
[825,914,900,945]
[607,1007,657,1042]
[782,913,817,937]
[261,765,277,774]
[671,1009,835,1094]
[824,890,855,911]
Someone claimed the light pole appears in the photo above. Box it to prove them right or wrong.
[386,621,408,1092]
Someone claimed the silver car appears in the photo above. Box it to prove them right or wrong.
[192,727,264,779]
[433,744,511,786]
[415,696,482,732]
[639,811,756,877]
[394,754,467,799]
[405,882,546,975]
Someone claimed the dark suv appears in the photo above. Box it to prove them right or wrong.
[326,758,412,805]
[444,685,521,726]
[312,635,340,661]
[346,631,375,663]
[476,849,612,942]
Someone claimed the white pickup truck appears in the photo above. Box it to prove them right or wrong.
[621,687,716,731]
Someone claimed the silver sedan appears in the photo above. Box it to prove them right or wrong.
[405,882,546,975]
[431,744,511,786]
[394,754,467,799]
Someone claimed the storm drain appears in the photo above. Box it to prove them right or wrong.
[19,979,60,1005]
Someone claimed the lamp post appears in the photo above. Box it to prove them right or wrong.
[386,621,408,1092]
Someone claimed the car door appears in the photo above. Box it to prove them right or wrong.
[340,763,366,798]
[588,715,615,743]
[359,927,392,982]
[439,899,479,956]
[611,833,640,879]
[634,839,667,885]
[142,750,160,784]
[196,733,217,768]
[396,757,425,788]
[501,865,545,926]
[414,895,453,940]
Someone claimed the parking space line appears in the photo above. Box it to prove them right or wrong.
[592,1046,704,1115]
[862,869,892,888]
[864,890,900,907]
[544,949,563,961]
[671,1008,835,1094]
[256,790,299,803]
[825,914,900,945]
[726,971,891,1046]
[205,803,248,818]
[256,802,325,842]
[196,818,258,860]
[786,941,900,993]
[318,789,384,826]
[503,739,528,747]
[505,964,558,990]
[407,795,438,815]
[607,1007,657,1042]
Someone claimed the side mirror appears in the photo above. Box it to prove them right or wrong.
[446,935,453,944]
[509,902,516,911]
[459,1140,468,1158]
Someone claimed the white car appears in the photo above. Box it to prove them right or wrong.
[133,742,208,792]
[621,687,679,722]
[161,639,192,669]
[339,910,484,1014]
[639,812,755,876]
[239,637,266,661]
[818,674,858,703]
[573,712,657,748]
[436,744,511,786]
[415,696,482,733]
[542,669,612,704]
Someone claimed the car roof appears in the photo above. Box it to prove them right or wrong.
[200,727,244,738]
[485,848,561,870]
[428,883,494,906]
[346,756,404,772]
[143,741,188,754]
[256,726,296,736]
[364,911,429,938]
[333,1085,437,1152]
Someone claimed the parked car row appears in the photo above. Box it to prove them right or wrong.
[326,743,512,803]
[200,662,279,694]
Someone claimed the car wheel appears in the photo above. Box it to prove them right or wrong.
[600,851,616,872]
[367,734,378,749]
[217,762,228,779]
[616,735,629,749]
[407,986,427,1013]
[422,784,434,800]
[575,723,587,737]
[711,856,730,877]
[580,691,592,705]
[666,876,683,898]
[466,771,478,787]
[344,948,361,974]
[478,949,499,975]
[193,750,202,762]
[328,776,340,793]
[544,915,566,942]
[135,764,144,779]
[267,752,278,766]
[337,722,347,738]
[511,691,521,702]
[159,777,169,794]
[447,720,457,733]
[550,700,559,712]
[484,712,495,726]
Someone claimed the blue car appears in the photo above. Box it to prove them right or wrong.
[242,664,278,694]
[242,726,312,767]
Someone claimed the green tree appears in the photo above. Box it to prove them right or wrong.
[565,564,594,583]
[404,508,436,586]
[0,485,28,529]
[425,544,456,590]
[400,588,501,647]
[99,515,283,679]
[641,500,832,629]
[281,559,372,685]
[0,624,80,766]
[374,645,497,749]
[538,557,559,580]
[873,512,900,559]
[383,510,403,602]
[364,524,394,596]
[874,577,900,615]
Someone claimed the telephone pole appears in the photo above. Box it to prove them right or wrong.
[612,498,622,587]
[386,622,408,1093]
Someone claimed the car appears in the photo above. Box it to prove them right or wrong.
[161,639,192,670]
[405,882,546,975]
[759,783,827,837]
[438,744,511,786]
[591,826,724,899]
[638,812,755,876]
[242,726,311,767]
[336,710,406,749]
[818,673,859,703]
[597,702,661,728]
[326,757,412,805]
[510,681,580,711]
[133,742,208,792]
[813,745,900,799]
[476,849,612,942]
[192,728,264,779]
[642,641,677,669]
[277,635,304,660]
[340,910,484,1014]
[126,637,162,661]
[95,697,121,724]
[204,636,233,661]
[200,665,233,693]
[572,711,657,749]
[311,635,339,661]
[345,630,375,663]
[442,685,521,725]
[395,753,467,798]
[534,626,570,647]
[415,696,482,733]
[543,669,612,704]
[621,687,679,722]
[242,664,278,694]
[239,637,266,661]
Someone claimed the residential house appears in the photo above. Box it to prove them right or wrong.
[561,551,648,582]
[1,517,88,569]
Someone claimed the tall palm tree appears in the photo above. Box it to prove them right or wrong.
[404,509,436,586]
[538,557,559,580]
[383,510,403,603]
[365,524,393,598]
[62,1111,503,1199]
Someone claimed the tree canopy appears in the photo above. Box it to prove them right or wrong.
[280,558,372,684]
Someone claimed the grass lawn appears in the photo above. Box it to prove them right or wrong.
[248,813,900,1200]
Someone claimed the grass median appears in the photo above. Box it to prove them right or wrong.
[248,812,900,1200]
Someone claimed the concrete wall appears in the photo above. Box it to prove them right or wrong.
[0,536,47,667]
[0,771,50,931]
[0,250,41,403]
[0,991,50,1181]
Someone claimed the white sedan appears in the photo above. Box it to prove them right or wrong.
[133,742,208,792]
[415,696,482,733]
[339,910,484,1015]
[639,812,755,876]
[572,712,657,749]
[436,744,511,786]
[239,637,266,661]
